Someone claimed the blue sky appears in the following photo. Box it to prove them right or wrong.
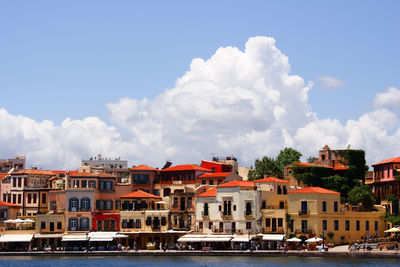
[1,1,400,169]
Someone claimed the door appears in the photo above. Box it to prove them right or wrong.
[272,218,277,232]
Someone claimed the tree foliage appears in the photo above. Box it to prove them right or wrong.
[248,147,302,180]
[347,185,376,209]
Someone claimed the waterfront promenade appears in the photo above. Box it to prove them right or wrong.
[0,246,399,258]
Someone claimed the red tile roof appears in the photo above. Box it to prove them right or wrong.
[69,172,115,178]
[129,165,159,171]
[372,156,400,166]
[288,187,340,195]
[0,173,9,180]
[253,177,289,183]
[119,190,162,199]
[0,201,21,207]
[198,187,217,197]
[162,164,211,172]
[217,180,255,188]
[198,172,232,178]
[13,169,55,176]
[333,167,349,171]
[294,162,333,169]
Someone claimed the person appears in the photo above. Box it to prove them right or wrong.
[395,242,399,253]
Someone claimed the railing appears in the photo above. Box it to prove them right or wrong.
[299,209,309,215]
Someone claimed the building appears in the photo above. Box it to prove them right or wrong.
[0,156,25,173]
[369,156,400,214]
[211,156,239,175]
[128,165,160,196]
[287,187,386,244]
[81,154,128,182]
[196,180,259,236]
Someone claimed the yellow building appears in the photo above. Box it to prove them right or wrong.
[287,187,386,245]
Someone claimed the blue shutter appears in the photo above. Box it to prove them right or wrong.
[69,198,72,212]
[68,218,72,231]
[87,198,91,210]
[80,198,84,210]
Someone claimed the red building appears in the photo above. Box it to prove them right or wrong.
[201,160,232,173]
[92,213,120,231]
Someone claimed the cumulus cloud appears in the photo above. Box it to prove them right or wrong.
[373,86,400,109]
[1,36,400,169]
[317,75,345,89]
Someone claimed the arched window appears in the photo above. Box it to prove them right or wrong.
[245,202,252,216]
[204,203,209,216]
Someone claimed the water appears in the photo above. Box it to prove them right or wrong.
[0,256,398,267]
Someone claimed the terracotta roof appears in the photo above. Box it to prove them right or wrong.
[333,167,349,170]
[288,187,340,195]
[13,169,55,176]
[253,177,289,183]
[52,170,79,175]
[294,162,333,169]
[217,180,255,188]
[69,171,115,178]
[372,156,400,166]
[129,165,159,171]
[198,187,217,197]
[0,201,21,207]
[198,172,232,178]
[119,190,161,199]
[0,173,9,180]
[162,164,211,172]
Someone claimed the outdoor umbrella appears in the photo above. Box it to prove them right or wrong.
[13,218,25,223]
[384,227,400,233]
[23,219,35,223]
[306,237,323,243]
[4,219,16,223]
[287,237,302,242]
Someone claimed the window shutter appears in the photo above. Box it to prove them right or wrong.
[96,200,100,209]
[109,200,113,210]
[69,198,72,212]
[80,198,84,210]
[68,218,72,231]
[87,198,91,209]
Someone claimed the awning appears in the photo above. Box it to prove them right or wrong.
[62,234,88,242]
[202,235,233,242]
[177,234,207,243]
[88,232,118,242]
[0,234,33,242]
[231,235,250,242]
[261,234,285,241]
[34,234,63,239]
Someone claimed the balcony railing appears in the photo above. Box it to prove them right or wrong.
[299,209,309,215]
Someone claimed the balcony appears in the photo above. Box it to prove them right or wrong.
[298,210,309,216]
[201,211,209,220]
[244,211,253,220]
[220,212,232,220]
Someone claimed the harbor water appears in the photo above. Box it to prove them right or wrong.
[0,256,398,267]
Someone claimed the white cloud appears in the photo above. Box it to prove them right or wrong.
[317,75,345,89]
[1,36,400,169]
[373,86,400,109]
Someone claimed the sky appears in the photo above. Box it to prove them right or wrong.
[1,1,400,170]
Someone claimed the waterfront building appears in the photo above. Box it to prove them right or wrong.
[196,180,259,236]
[368,156,400,214]
[0,201,21,224]
[287,187,386,244]
[128,165,160,196]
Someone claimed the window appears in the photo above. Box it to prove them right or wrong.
[301,220,308,232]
[356,220,360,231]
[136,219,141,228]
[163,188,171,197]
[301,201,307,214]
[218,205,221,211]
[115,199,121,210]
[28,194,32,204]
[134,174,150,184]
[18,177,21,187]
[219,222,224,230]
[146,217,152,226]
[41,221,46,229]
[366,221,369,231]
[279,201,284,209]
[81,217,89,230]
[209,180,214,185]
[188,197,192,209]
[334,201,338,212]
[42,193,46,204]
[277,186,282,194]
[2,194,5,202]
[81,198,90,211]
[322,220,327,231]
[70,198,79,212]
[203,203,209,216]
[375,221,379,231]
[202,180,206,185]
[106,181,113,190]
[127,219,134,228]
[322,201,327,212]
[105,200,113,210]
[73,180,79,188]
[50,201,56,210]
[97,220,103,231]
[278,218,283,228]
[122,219,127,228]
[57,222,62,229]
[88,181,96,188]
[261,201,266,209]
[345,220,350,231]
[233,205,236,211]
[246,222,252,230]
[161,217,167,226]
[266,218,271,227]
[70,218,78,231]
[18,194,21,204]
[12,178,16,187]
[33,194,37,204]
[245,202,252,216]
[81,180,87,188]
[209,222,213,230]
[334,220,339,231]
[173,197,178,208]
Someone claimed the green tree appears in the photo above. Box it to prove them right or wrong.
[276,148,302,170]
[248,156,282,180]
[348,185,376,209]
[307,156,315,163]
[387,194,399,215]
